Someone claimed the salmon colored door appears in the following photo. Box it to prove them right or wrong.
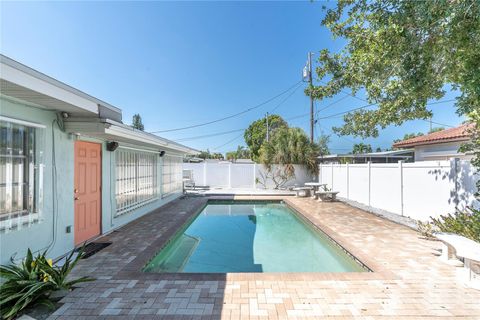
[74,141,102,245]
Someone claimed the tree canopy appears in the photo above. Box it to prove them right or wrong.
[351,143,372,154]
[428,127,445,134]
[317,133,331,157]
[196,150,224,160]
[244,114,288,161]
[259,127,319,175]
[393,132,424,144]
[309,1,479,138]
[225,146,251,161]
[132,114,144,131]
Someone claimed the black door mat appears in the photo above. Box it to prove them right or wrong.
[79,242,112,259]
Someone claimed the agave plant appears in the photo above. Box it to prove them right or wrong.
[0,249,56,319]
[0,246,94,320]
[36,246,94,290]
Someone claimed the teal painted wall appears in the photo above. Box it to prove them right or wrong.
[0,96,183,265]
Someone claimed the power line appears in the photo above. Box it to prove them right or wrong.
[213,132,245,150]
[421,119,455,128]
[186,84,304,147]
[149,80,303,134]
[316,94,350,113]
[318,103,376,119]
[288,98,457,123]
[270,82,304,113]
[175,128,245,142]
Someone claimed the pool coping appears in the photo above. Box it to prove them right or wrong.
[115,195,399,281]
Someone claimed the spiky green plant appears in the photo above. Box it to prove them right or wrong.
[0,249,55,319]
[0,246,94,320]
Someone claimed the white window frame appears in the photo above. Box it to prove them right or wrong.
[115,147,158,216]
[0,116,45,232]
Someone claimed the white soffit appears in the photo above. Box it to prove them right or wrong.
[1,63,98,114]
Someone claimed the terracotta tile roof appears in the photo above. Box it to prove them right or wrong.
[393,123,473,148]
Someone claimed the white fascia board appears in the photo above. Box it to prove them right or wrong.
[1,63,98,114]
[104,121,198,154]
[1,55,122,116]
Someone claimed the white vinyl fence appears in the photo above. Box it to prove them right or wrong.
[183,162,314,189]
[319,159,479,221]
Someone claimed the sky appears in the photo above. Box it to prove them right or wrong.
[0,1,465,155]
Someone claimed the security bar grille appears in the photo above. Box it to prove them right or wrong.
[0,119,44,231]
[162,155,183,197]
[115,149,158,215]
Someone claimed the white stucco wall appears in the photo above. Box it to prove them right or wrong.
[414,141,472,161]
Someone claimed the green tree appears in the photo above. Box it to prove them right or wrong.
[226,145,251,161]
[351,143,372,154]
[132,114,144,131]
[259,127,319,175]
[310,1,479,137]
[197,150,224,160]
[225,151,236,161]
[375,147,382,152]
[244,115,288,161]
[317,133,331,157]
[393,132,424,144]
[429,127,445,134]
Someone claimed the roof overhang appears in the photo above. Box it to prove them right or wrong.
[394,138,470,149]
[0,55,121,121]
[64,118,198,155]
[318,149,414,159]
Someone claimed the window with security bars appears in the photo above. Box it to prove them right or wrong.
[115,149,158,215]
[162,155,183,197]
[0,118,44,231]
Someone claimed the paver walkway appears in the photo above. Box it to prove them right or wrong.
[48,196,480,319]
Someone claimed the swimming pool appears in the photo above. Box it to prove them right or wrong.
[144,200,366,273]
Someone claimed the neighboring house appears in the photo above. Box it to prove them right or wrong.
[393,124,473,161]
[232,158,254,164]
[0,55,197,264]
[185,157,205,163]
[318,149,414,164]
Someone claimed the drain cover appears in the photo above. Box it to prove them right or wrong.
[79,242,112,259]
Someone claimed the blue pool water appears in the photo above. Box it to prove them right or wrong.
[144,201,366,273]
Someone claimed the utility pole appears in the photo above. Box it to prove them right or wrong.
[266,112,270,142]
[308,52,314,143]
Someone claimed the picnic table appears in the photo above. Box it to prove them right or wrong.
[304,182,328,196]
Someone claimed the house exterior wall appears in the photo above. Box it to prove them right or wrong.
[414,141,472,161]
[0,96,184,264]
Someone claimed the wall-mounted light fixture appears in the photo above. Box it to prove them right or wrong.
[159,151,166,157]
[106,141,119,152]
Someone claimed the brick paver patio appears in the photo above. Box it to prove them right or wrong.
[48,196,480,319]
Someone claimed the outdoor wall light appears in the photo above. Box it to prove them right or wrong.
[159,150,166,157]
[106,141,119,152]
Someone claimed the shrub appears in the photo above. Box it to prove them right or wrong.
[0,247,94,320]
[417,220,436,239]
[431,207,480,242]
